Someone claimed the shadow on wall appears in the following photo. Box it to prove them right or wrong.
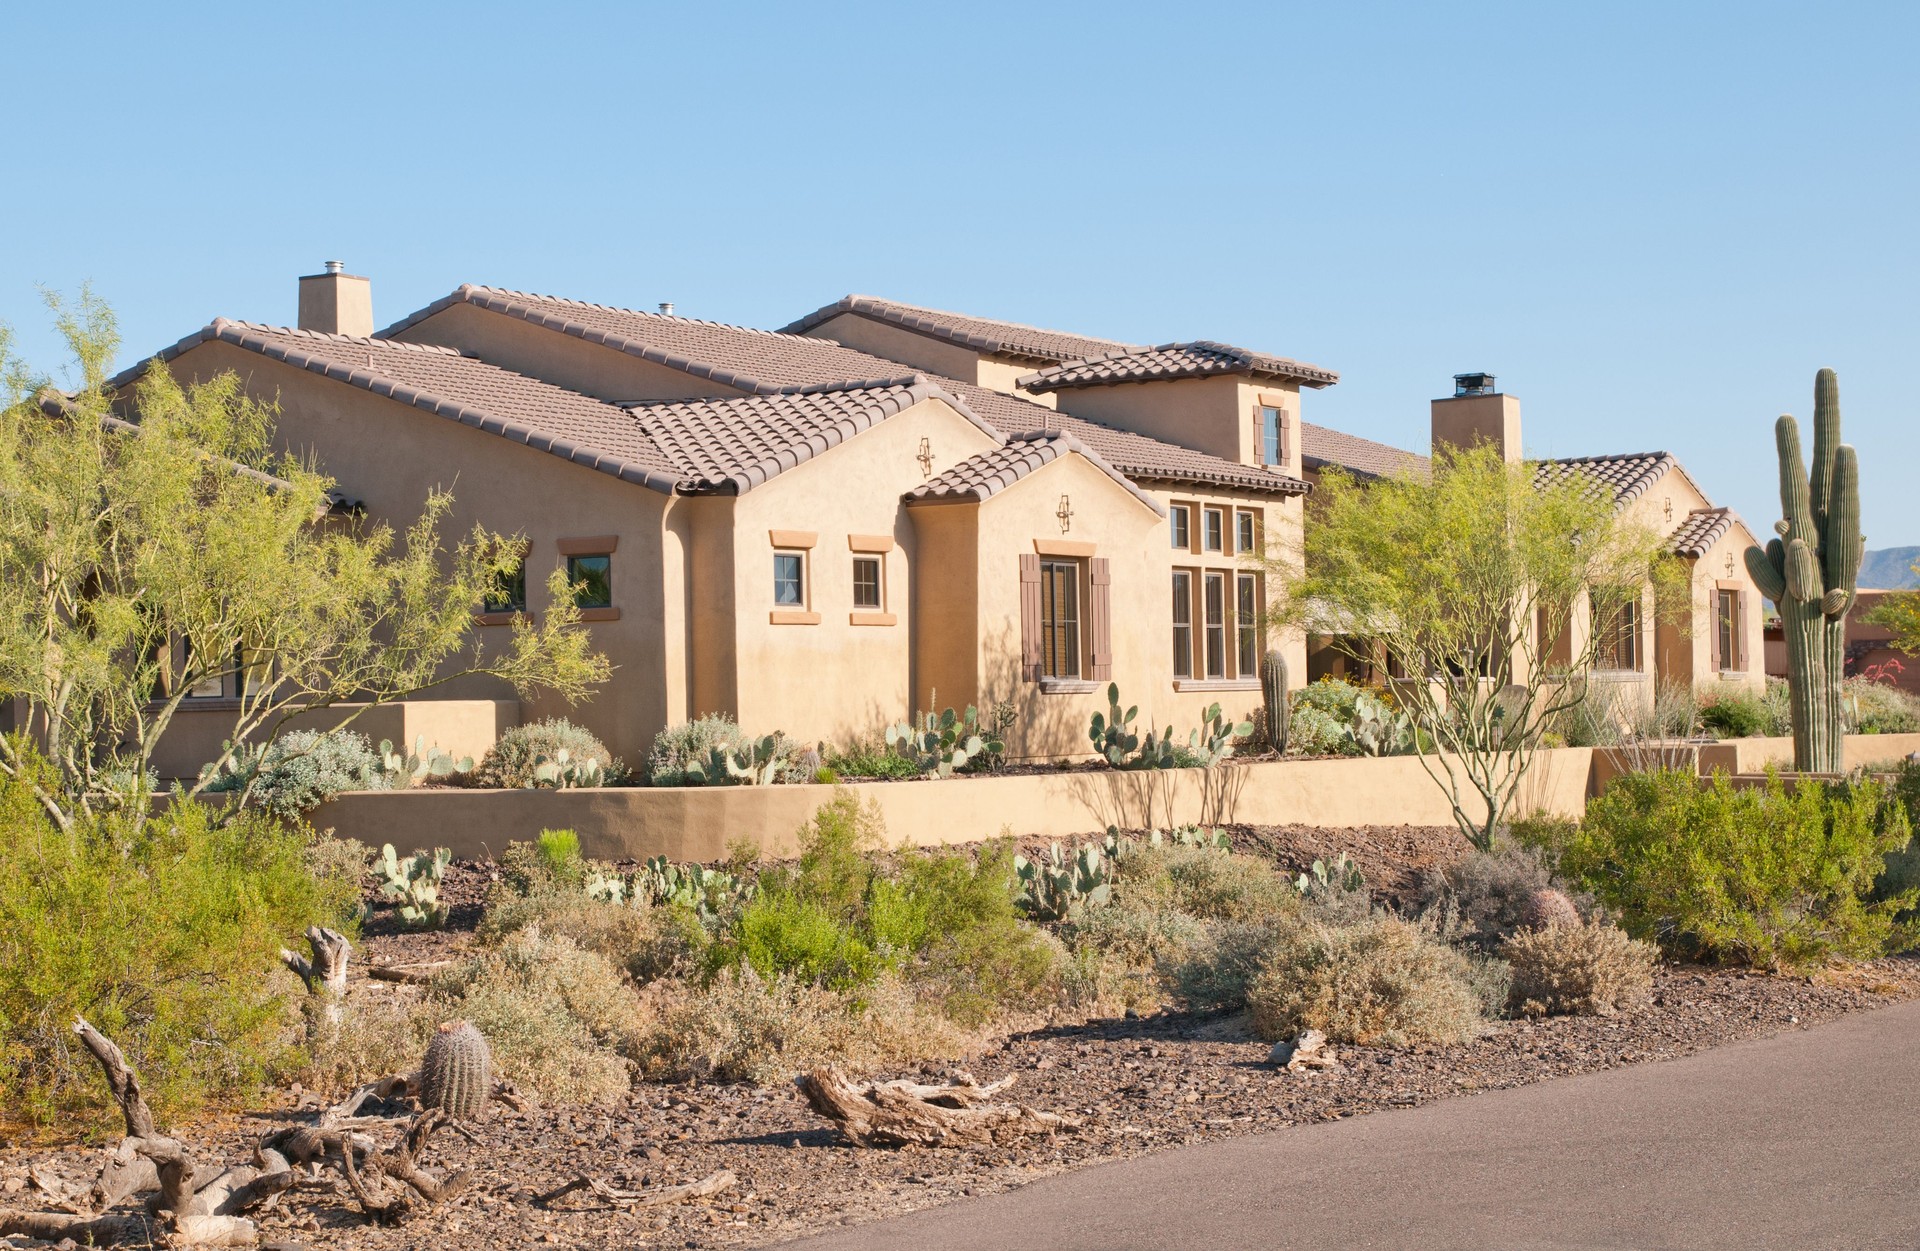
[1063,764,1252,832]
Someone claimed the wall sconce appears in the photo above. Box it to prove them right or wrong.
[1057,494,1074,533]
[1663,497,1673,523]
[916,437,934,479]
[1724,550,1737,576]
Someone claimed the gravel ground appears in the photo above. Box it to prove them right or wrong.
[6,838,1915,1250]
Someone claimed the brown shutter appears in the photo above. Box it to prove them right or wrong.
[1089,558,1113,681]
[1019,554,1043,682]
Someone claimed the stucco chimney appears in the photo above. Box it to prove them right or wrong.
[297,261,374,337]
[1431,371,1521,463]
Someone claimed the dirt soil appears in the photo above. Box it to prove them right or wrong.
[7,842,1917,1251]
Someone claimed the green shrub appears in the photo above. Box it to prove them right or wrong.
[824,736,921,780]
[476,719,624,789]
[1245,915,1487,1046]
[1112,843,1296,922]
[1845,677,1920,735]
[1544,769,1918,968]
[0,769,363,1129]
[203,728,391,817]
[1700,691,1769,739]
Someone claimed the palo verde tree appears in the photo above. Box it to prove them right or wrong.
[1269,442,1678,849]
[0,291,610,827]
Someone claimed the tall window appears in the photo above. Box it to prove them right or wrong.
[484,556,527,614]
[1171,571,1193,679]
[1203,507,1225,553]
[1170,504,1190,550]
[567,554,612,609]
[1261,405,1284,466]
[1716,589,1741,671]
[1040,560,1081,678]
[1592,588,1641,672]
[773,552,807,607]
[1236,573,1260,677]
[1203,572,1227,679]
[1235,510,1257,555]
[853,556,882,610]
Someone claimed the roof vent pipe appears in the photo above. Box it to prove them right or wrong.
[324,260,345,275]
[658,302,675,316]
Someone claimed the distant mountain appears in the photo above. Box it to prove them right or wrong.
[1861,547,1920,590]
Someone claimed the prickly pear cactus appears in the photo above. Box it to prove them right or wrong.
[1519,887,1579,931]
[1743,369,1864,773]
[1261,651,1290,754]
[419,1019,493,1122]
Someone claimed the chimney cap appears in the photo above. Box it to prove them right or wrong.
[323,260,346,275]
[1452,372,1497,397]
[657,301,675,316]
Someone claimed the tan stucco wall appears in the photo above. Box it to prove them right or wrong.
[1048,376,1303,474]
[306,747,1598,860]
[1696,732,1920,775]
[795,313,1059,409]
[152,700,518,782]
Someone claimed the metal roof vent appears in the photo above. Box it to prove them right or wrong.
[323,260,345,275]
[658,302,675,316]
[1453,372,1497,397]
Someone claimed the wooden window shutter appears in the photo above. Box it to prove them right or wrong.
[1089,558,1113,681]
[1019,554,1043,681]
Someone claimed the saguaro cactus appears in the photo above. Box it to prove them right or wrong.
[1743,369,1864,773]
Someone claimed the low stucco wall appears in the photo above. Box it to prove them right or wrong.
[153,700,520,782]
[1696,733,1920,777]
[307,747,1598,861]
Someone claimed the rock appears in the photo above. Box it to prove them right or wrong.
[1269,1029,1342,1073]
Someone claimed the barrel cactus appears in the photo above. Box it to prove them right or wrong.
[1261,651,1290,754]
[1519,887,1579,931]
[419,1019,493,1122]
[1743,369,1864,773]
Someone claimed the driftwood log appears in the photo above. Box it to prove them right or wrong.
[337,1109,470,1225]
[796,1068,1080,1148]
[534,1169,736,1212]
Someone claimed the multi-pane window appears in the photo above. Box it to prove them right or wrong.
[484,556,527,614]
[1716,589,1741,671]
[1170,505,1190,550]
[1040,559,1081,679]
[1592,589,1641,672]
[567,554,612,609]
[774,552,806,607]
[1236,574,1260,677]
[1203,507,1225,553]
[853,556,882,610]
[1235,510,1257,554]
[1203,572,1227,679]
[1261,405,1284,466]
[1171,571,1193,679]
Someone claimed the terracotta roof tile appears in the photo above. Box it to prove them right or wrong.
[904,432,1163,516]
[1668,506,1738,557]
[780,295,1136,365]
[1301,422,1429,480]
[1019,341,1339,392]
[385,287,1309,498]
[1532,451,1676,507]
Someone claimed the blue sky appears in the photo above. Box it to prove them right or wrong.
[3,1,1915,547]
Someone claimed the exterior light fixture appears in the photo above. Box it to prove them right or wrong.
[1057,494,1074,533]
[916,437,934,479]
[1663,497,1673,523]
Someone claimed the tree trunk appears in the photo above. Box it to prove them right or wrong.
[796,1068,1079,1148]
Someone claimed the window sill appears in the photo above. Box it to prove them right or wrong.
[474,610,533,627]
[1173,678,1261,692]
[1038,678,1100,695]
[770,610,821,625]
[1717,669,1749,680]
[577,607,621,623]
[850,612,896,626]
[157,697,243,712]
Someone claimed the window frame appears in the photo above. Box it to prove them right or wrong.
[1202,507,1225,554]
[1171,570,1194,679]
[566,553,613,610]
[1039,558,1082,680]
[773,550,808,609]
[1169,504,1191,551]
[1591,587,1642,673]
[1260,404,1285,467]
[1716,588,1742,672]
[1234,509,1258,555]
[483,555,528,615]
[1236,572,1260,678]
[852,555,883,611]
[1203,571,1227,679]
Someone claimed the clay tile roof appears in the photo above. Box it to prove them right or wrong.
[1668,506,1738,558]
[779,295,1137,365]
[904,431,1164,517]
[625,377,1001,496]
[1018,341,1339,392]
[1532,451,1676,508]
[1301,422,1430,480]
[386,287,1309,497]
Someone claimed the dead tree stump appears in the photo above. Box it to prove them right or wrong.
[796,1068,1080,1148]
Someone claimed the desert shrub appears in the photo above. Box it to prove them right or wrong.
[1292,852,1374,925]
[1700,691,1770,739]
[1845,676,1920,735]
[204,728,390,817]
[1502,920,1657,1017]
[1546,769,1918,968]
[0,769,363,1128]
[824,737,920,781]
[1417,841,1580,952]
[475,718,624,789]
[1168,917,1298,1013]
[1112,843,1297,922]
[431,927,644,1103]
[1245,916,1486,1046]
[1285,678,1410,757]
[647,714,742,785]
[1879,761,1920,906]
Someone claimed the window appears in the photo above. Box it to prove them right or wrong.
[484,557,527,614]
[1040,559,1081,679]
[181,636,223,699]
[1592,589,1641,672]
[1716,589,1742,671]
[1235,510,1257,555]
[567,554,612,610]
[1236,574,1260,677]
[773,551,806,607]
[853,556,882,610]
[1203,507,1225,553]
[1170,504,1190,550]
[1261,405,1285,466]
[1203,572,1227,679]
[1172,571,1193,679]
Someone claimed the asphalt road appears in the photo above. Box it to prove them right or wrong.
[785,997,1920,1250]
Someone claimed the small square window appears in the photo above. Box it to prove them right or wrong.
[1203,507,1225,553]
[774,551,807,607]
[485,557,527,613]
[567,554,612,610]
[1170,505,1190,550]
[853,556,882,610]
[1235,510,1257,555]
